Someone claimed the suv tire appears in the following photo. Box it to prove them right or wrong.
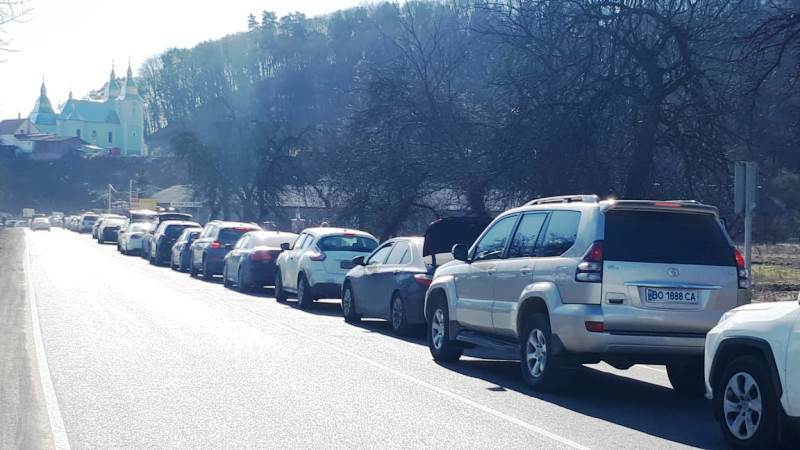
[341,284,361,323]
[667,360,705,397]
[223,265,232,288]
[520,313,561,391]
[296,274,313,309]
[190,260,198,277]
[274,271,287,303]
[390,293,410,335]
[427,297,462,362]
[237,267,250,293]
[715,355,780,449]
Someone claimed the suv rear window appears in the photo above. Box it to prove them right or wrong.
[219,228,255,244]
[165,225,190,238]
[604,210,734,266]
[318,235,378,253]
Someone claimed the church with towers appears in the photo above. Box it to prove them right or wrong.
[26,63,146,156]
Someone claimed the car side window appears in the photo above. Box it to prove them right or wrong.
[508,213,548,258]
[292,234,306,250]
[385,241,410,265]
[367,244,394,266]
[302,235,315,249]
[537,211,582,257]
[235,236,248,249]
[472,215,518,261]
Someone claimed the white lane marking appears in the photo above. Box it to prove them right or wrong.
[637,365,667,374]
[25,231,71,450]
[229,304,590,450]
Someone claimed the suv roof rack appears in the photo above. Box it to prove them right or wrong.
[526,194,599,206]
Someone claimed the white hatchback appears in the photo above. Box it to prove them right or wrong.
[274,227,378,308]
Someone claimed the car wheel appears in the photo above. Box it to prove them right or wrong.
[667,360,705,397]
[296,274,313,309]
[237,267,250,293]
[715,355,780,449]
[427,297,462,362]
[519,313,562,391]
[202,258,213,280]
[341,284,361,323]
[190,259,198,277]
[390,293,410,335]
[98,237,104,244]
[274,271,287,303]
[223,265,232,288]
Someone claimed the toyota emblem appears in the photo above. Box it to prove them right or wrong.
[668,268,680,278]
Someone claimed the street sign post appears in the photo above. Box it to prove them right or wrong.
[734,161,757,274]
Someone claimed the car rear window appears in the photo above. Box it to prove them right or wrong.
[165,225,191,238]
[318,235,378,253]
[219,228,256,244]
[604,210,734,266]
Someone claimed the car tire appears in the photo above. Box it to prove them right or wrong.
[223,265,232,288]
[667,360,705,397]
[341,284,361,323]
[190,260,199,277]
[519,313,562,391]
[296,274,313,309]
[715,355,781,449]
[390,293,410,335]
[237,267,250,293]
[427,297,462,362]
[274,271,287,303]
[98,237,104,244]
[202,258,213,281]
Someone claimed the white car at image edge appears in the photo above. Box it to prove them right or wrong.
[705,297,800,448]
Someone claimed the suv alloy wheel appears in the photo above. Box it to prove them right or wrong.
[519,313,561,391]
[390,293,410,335]
[296,274,313,309]
[427,298,462,362]
[715,355,780,449]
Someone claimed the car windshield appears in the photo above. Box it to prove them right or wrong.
[165,225,191,238]
[318,235,378,253]
[604,210,735,266]
[219,228,255,245]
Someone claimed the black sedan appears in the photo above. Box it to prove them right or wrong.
[223,231,298,292]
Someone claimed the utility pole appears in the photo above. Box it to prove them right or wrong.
[108,184,112,212]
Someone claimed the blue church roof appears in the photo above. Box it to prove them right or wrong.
[59,99,120,124]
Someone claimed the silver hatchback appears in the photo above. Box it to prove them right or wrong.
[424,195,750,394]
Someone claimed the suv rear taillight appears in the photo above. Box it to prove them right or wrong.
[413,274,433,287]
[735,248,750,289]
[209,241,222,250]
[576,241,603,283]
[308,246,327,261]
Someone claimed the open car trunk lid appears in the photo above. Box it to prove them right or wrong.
[423,217,492,265]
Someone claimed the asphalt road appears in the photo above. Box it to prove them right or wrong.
[7,227,731,449]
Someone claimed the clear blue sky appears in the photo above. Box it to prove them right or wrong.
[0,0,370,119]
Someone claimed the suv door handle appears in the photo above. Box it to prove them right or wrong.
[520,267,532,274]
[487,268,497,274]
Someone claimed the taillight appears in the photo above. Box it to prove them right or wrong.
[308,247,326,261]
[413,274,432,287]
[585,321,605,333]
[576,241,603,283]
[251,250,274,261]
[735,248,750,289]
[210,241,222,249]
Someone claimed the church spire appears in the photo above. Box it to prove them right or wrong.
[126,58,133,79]
[40,76,47,96]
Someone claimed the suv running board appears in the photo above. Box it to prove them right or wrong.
[455,331,519,360]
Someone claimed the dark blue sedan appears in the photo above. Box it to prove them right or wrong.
[222,231,298,292]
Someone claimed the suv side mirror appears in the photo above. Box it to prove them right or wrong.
[352,255,365,266]
[280,242,291,251]
[452,244,469,262]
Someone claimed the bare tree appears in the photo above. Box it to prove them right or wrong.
[0,0,31,59]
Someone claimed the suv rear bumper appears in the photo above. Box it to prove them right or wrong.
[551,304,706,360]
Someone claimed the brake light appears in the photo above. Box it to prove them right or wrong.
[735,248,750,289]
[210,241,222,249]
[576,241,603,283]
[251,250,274,261]
[414,274,433,287]
[585,321,605,333]
[308,247,326,261]
[233,227,253,232]
[654,202,681,208]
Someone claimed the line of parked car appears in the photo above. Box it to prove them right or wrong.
[59,195,798,449]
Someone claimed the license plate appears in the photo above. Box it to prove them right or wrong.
[645,288,699,304]
[340,260,354,270]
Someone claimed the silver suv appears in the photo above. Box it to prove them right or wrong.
[425,195,751,394]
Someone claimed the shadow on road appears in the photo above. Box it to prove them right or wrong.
[437,359,725,449]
